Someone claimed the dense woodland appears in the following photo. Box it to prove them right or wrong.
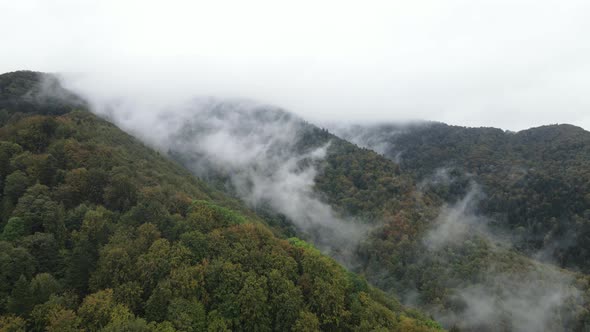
[327,122,590,330]
[161,101,590,330]
[2,70,589,331]
[340,122,590,272]
[0,71,441,331]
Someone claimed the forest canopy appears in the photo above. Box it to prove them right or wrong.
[0,71,441,331]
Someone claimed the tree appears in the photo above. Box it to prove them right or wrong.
[167,298,206,332]
[292,311,320,332]
[132,223,161,256]
[14,116,57,153]
[309,277,348,329]
[0,314,26,332]
[7,275,32,315]
[0,142,22,180]
[12,184,65,242]
[37,154,58,186]
[63,204,89,232]
[104,172,137,212]
[350,292,397,331]
[30,273,61,306]
[77,289,116,331]
[113,282,143,314]
[1,217,25,241]
[144,283,172,323]
[267,269,303,331]
[207,310,230,332]
[206,260,243,323]
[46,308,82,332]
[166,265,206,303]
[90,247,133,290]
[67,207,114,293]
[3,170,30,204]
[0,243,35,295]
[179,230,208,264]
[21,233,60,274]
[237,274,271,332]
[86,168,107,204]
[28,293,80,332]
[99,304,152,332]
[136,239,189,294]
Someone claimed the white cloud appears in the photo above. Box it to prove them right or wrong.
[1,0,589,130]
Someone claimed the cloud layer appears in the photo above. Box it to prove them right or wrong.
[2,0,590,130]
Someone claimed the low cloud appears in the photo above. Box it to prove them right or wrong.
[439,265,582,332]
[420,181,584,331]
[60,86,368,265]
[422,183,488,250]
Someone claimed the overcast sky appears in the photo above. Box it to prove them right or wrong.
[1,0,589,130]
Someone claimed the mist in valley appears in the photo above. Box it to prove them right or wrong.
[3,0,590,330]
[46,74,588,331]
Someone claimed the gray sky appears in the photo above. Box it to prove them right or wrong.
[1,0,589,130]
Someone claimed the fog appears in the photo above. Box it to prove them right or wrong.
[4,0,590,329]
[53,71,586,330]
[415,176,583,331]
[440,265,582,332]
[2,0,590,130]
[422,183,489,251]
[61,87,368,265]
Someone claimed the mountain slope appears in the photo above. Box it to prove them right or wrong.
[103,96,590,331]
[0,71,440,331]
[16,70,590,330]
[334,122,590,273]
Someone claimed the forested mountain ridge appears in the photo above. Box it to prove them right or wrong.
[4,70,589,331]
[333,122,590,273]
[0,71,441,331]
[124,96,590,330]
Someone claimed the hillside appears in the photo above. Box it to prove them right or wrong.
[334,122,590,273]
[101,95,590,330]
[0,71,441,331]
[5,70,589,331]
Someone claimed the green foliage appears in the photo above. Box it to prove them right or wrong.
[7,276,32,315]
[21,232,61,274]
[12,184,65,241]
[45,308,82,332]
[0,314,26,332]
[166,298,206,332]
[292,311,320,332]
[368,122,590,272]
[77,289,116,331]
[29,273,61,306]
[317,122,590,330]
[0,71,440,331]
[1,218,25,241]
[3,171,30,204]
[0,242,35,298]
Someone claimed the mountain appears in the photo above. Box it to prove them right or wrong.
[329,121,590,331]
[0,71,440,331]
[334,122,590,272]
[4,70,589,331]
[103,95,590,330]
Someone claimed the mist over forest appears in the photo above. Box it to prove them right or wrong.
[45,73,589,331]
[2,1,590,331]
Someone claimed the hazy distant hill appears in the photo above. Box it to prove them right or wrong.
[334,122,590,273]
